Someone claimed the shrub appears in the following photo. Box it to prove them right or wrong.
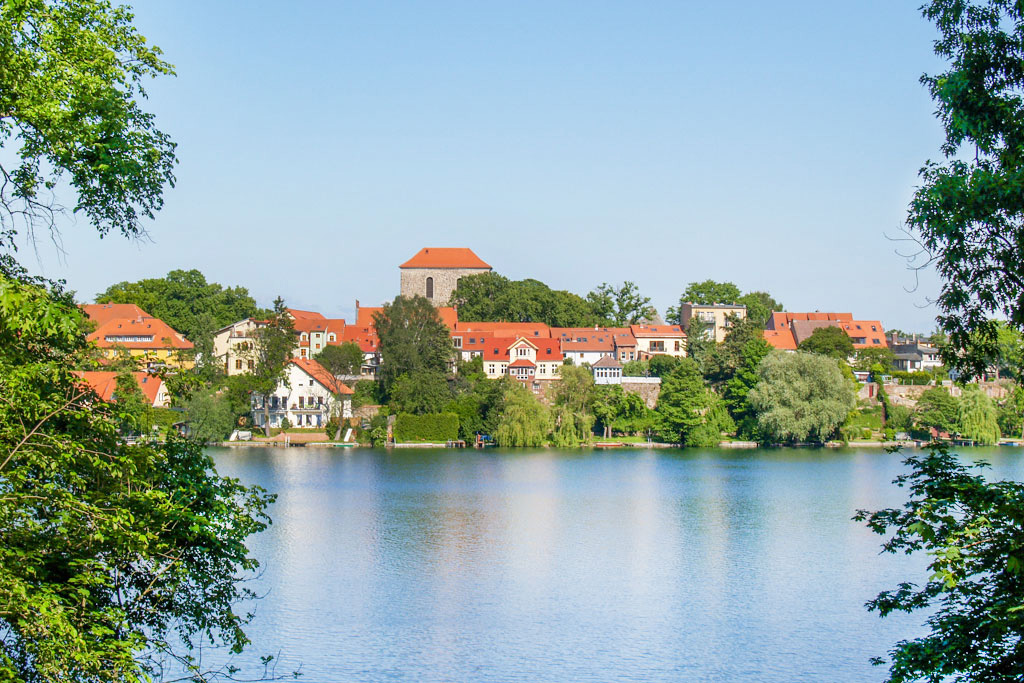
[279,417,291,430]
[393,412,459,442]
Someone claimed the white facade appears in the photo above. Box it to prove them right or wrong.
[251,361,352,430]
[212,318,261,376]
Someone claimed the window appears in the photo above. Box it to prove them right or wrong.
[299,396,304,408]
[301,349,307,357]
[872,338,881,344]
[235,359,243,370]
[247,360,254,370]
[426,277,434,299]
[453,337,463,348]
[328,333,336,342]
[315,343,320,350]
[675,341,681,351]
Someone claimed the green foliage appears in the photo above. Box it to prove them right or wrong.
[388,369,453,415]
[915,386,961,435]
[723,337,772,435]
[853,346,895,373]
[737,291,783,327]
[887,404,913,433]
[314,341,364,377]
[647,354,680,377]
[549,364,596,446]
[892,370,934,385]
[182,389,236,443]
[958,386,1001,445]
[279,417,291,430]
[243,297,295,436]
[585,281,657,326]
[494,383,551,447]
[95,269,261,353]
[0,273,273,681]
[622,359,649,376]
[352,379,385,408]
[856,445,1024,682]
[113,368,151,434]
[748,351,857,444]
[797,326,854,360]
[393,412,460,442]
[449,272,600,327]
[906,1,1024,377]
[681,280,741,305]
[374,295,453,394]
[997,385,1024,440]
[591,385,654,438]
[655,358,730,446]
[0,0,176,248]
[702,317,768,385]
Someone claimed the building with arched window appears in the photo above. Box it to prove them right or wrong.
[399,247,491,305]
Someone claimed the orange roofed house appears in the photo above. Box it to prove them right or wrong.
[399,247,491,306]
[74,371,170,408]
[763,312,887,352]
[82,304,194,370]
[250,357,354,430]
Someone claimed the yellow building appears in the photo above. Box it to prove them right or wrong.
[82,304,195,370]
[679,303,747,343]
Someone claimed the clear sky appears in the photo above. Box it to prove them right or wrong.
[23,1,948,332]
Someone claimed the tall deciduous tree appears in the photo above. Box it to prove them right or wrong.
[915,386,961,435]
[680,280,742,305]
[449,273,600,327]
[797,326,854,360]
[550,364,596,446]
[494,383,551,447]
[906,0,1024,376]
[244,297,295,437]
[655,357,731,447]
[315,341,364,377]
[96,269,262,350]
[737,291,783,327]
[957,386,1001,445]
[586,281,657,326]
[748,351,856,444]
[374,295,453,394]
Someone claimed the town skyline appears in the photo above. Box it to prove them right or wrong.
[21,0,947,332]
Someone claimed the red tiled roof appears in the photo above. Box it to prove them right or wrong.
[762,329,798,350]
[454,321,551,338]
[437,307,458,329]
[508,358,536,368]
[74,371,165,406]
[400,248,491,270]
[287,308,326,320]
[767,312,853,330]
[561,338,614,352]
[356,306,384,330]
[87,316,193,350]
[81,303,150,326]
[840,320,888,348]
[289,358,354,394]
[629,324,686,338]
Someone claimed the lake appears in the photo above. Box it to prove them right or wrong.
[209,446,1024,682]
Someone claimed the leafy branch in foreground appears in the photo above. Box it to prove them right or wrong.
[854,444,1024,682]
[0,271,287,682]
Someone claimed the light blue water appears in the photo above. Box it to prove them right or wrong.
[209,446,1024,682]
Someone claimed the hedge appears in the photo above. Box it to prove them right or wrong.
[394,412,460,443]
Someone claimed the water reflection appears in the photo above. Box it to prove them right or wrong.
[210,446,1024,682]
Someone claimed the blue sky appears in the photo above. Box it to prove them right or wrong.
[25,1,947,331]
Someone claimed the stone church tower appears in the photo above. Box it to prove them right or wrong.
[399,248,492,305]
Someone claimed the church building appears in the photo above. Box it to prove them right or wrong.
[399,247,492,305]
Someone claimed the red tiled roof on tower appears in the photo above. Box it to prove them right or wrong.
[400,248,491,270]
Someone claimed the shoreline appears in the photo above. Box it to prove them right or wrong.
[214,439,1014,450]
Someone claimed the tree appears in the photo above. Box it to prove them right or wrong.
[902,0,1024,377]
[374,295,453,394]
[853,346,896,373]
[494,383,551,447]
[244,297,295,436]
[549,364,595,446]
[586,281,657,326]
[96,269,262,351]
[389,369,452,415]
[655,358,731,447]
[680,280,742,306]
[315,341,364,377]
[0,271,274,681]
[722,337,772,437]
[748,351,856,444]
[0,0,176,248]
[702,317,767,385]
[798,326,854,360]
[737,291,783,327]
[449,273,601,327]
[915,386,961,435]
[648,354,680,377]
[113,367,151,434]
[855,445,1024,682]
[183,389,236,443]
[957,385,1001,445]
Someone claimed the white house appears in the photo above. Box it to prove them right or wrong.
[251,358,354,430]
[592,355,624,384]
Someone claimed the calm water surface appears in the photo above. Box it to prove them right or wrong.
[210,446,1024,682]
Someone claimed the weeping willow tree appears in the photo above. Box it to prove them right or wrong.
[957,386,1001,445]
[549,365,596,446]
[494,384,551,447]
